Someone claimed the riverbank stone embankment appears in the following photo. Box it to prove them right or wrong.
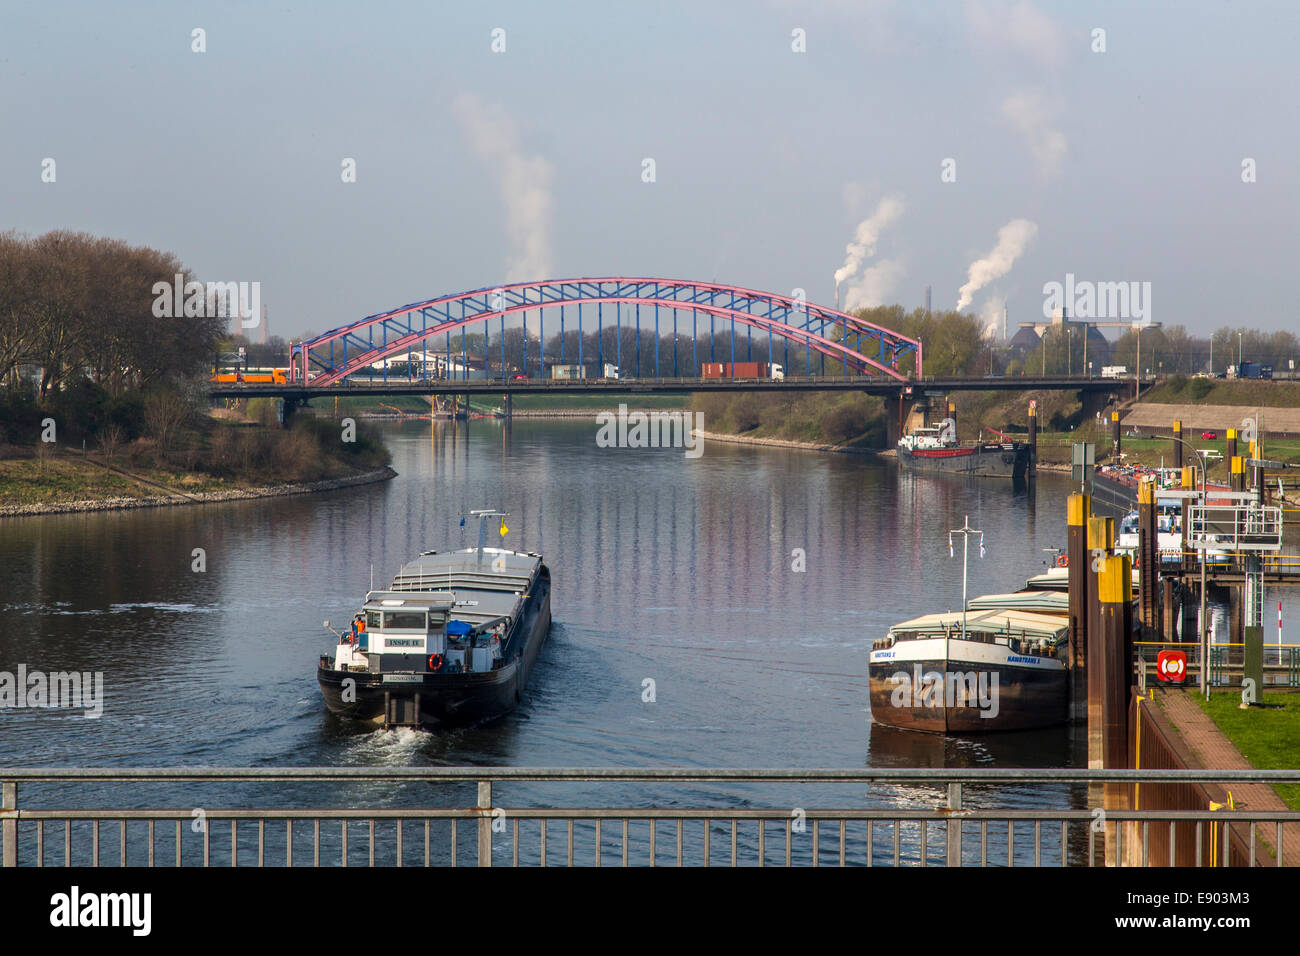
[0,466,397,518]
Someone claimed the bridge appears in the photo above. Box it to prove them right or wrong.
[210,374,1138,400]
[286,277,922,387]
[216,275,1148,393]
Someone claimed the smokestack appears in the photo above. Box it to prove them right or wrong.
[1003,304,1008,341]
[835,282,840,312]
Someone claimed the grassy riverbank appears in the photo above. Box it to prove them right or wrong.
[0,415,391,508]
[1032,432,1300,469]
[690,391,887,448]
[1196,691,1300,809]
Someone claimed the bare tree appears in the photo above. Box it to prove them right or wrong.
[97,422,124,462]
[143,390,189,456]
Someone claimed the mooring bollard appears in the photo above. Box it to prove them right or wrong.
[1068,494,1090,721]
[1085,515,1113,770]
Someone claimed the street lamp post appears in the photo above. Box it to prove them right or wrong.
[949,515,984,641]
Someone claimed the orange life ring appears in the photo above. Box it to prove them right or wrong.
[427,653,443,672]
[1055,554,1068,568]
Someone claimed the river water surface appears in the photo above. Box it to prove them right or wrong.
[5,419,1286,864]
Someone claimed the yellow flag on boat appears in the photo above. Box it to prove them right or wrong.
[499,520,509,538]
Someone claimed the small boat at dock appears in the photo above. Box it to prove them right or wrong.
[317,510,552,729]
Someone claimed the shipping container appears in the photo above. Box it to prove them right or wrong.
[700,362,777,379]
[549,364,587,379]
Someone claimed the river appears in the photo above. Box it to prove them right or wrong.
[5,418,1288,864]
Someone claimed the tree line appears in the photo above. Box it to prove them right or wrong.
[1012,324,1300,377]
[0,230,224,397]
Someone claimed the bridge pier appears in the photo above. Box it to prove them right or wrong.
[281,396,304,429]
[504,393,513,421]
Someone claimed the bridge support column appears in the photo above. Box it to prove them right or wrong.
[886,392,913,447]
[504,393,513,421]
[281,396,302,429]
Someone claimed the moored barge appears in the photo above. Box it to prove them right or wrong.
[897,426,1032,480]
[868,608,1068,732]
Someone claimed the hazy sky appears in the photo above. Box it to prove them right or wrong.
[3,1,1297,340]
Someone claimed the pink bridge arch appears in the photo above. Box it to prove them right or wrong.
[292,277,922,385]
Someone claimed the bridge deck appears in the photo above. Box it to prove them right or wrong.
[211,374,1140,400]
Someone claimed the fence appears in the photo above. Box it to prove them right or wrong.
[1135,641,1300,688]
[3,767,1299,867]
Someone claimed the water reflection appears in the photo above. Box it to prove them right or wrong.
[4,419,1280,815]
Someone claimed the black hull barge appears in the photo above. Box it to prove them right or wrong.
[318,542,551,729]
[897,441,1032,480]
[868,609,1068,733]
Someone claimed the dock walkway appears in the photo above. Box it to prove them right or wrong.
[1150,687,1300,865]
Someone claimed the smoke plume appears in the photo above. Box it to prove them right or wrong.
[1000,91,1067,178]
[978,293,1007,340]
[452,92,555,282]
[834,194,905,287]
[843,258,906,312]
[956,219,1037,311]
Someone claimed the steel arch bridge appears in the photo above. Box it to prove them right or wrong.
[292,278,922,386]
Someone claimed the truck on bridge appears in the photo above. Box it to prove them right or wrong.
[701,362,784,380]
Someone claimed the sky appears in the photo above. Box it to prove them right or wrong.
[2,0,1297,341]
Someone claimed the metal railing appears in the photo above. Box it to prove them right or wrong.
[1134,642,1300,688]
[3,767,1298,868]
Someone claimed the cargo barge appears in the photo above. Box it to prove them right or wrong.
[897,426,1032,480]
[317,511,551,728]
[868,607,1069,732]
